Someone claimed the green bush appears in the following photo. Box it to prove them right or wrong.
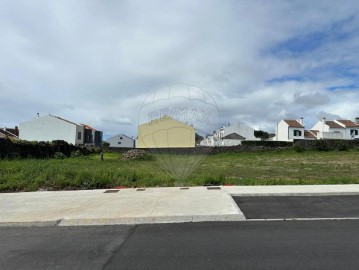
[204,174,225,186]
[53,152,66,159]
[313,139,329,151]
[293,142,305,153]
[0,138,90,159]
[71,150,83,157]
[242,141,292,147]
[335,141,349,151]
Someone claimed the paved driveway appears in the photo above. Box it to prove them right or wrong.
[232,195,359,219]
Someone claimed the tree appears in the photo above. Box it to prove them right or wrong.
[254,130,270,140]
[195,133,204,144]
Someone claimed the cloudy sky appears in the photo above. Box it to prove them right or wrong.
[1,0,359,137]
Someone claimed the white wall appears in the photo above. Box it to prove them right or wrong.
[276,121,289,141]
[318,131,343,140]
[222,139,243,146]
[107,134,135,148]
[19,115,81,145]
[276,120,304,141]
[311,121,327,132]
[288,127,305,141]
[223,124,259,141]
[311,120,356,140]
[75,125,85,145]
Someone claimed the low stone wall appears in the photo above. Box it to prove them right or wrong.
[110,139,359,154]
[294,139,359,151]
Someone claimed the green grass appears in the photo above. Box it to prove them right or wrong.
[0,150,359,192]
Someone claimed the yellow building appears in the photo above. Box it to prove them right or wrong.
[137,116,195,148]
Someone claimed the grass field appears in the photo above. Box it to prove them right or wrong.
[0,150,359,192]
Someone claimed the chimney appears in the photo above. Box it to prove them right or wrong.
[355,117,359,125]
[321,117,326,133]
[37,113,40,118]
[299,117,304,126]
[15,126,19,136]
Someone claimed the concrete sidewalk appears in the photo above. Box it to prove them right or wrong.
[1,185,359,226]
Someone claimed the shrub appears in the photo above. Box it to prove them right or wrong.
[335,141,349,151]
[122,149,154,161]
[293,142,304,153]
[313,139,329,151]
[242,141,293,147]
[102,141,110,150]
[204,174,225,186]
[71,150,83,157]
[53,152,66,159]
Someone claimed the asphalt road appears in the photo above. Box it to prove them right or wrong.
[232,195,359,219]
[1,220,359,270]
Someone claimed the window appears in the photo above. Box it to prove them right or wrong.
[293,130,302,136]
[118,142,122,144]
[78,132,82,140]
[120,137,123,140]
[351,129,359,136]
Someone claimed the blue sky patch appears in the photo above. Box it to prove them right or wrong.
[269,15,357,56]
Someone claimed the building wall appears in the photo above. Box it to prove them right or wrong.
[341,127,359,140]
[222,139,243,146]
[311,121,327,132]
[276,121,304,142]
[276,121,289,141]
[223,124,259,141]
[288,127,305,141]
[318,131,343,140]
[107,134,135,148]
[19,115,81,145]
[138,117,195,148]
[75,125,85,145]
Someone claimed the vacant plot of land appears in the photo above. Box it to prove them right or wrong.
[0,150,358,192]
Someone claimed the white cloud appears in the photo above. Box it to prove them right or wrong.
[0,0,358,136]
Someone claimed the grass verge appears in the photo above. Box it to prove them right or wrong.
[0,150,358,192]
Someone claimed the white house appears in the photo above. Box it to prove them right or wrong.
[311,118,359,140]
[199,135,215,146]
[200,123,259,146]
[19,114,103,145]
[276,119,305,142]
[107,134,135,148]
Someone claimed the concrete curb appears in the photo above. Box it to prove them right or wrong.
[58,214,245,226]
[0,220,61,227]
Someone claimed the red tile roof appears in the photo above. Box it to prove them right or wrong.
[283,120,304,128]
[325,121,344,128]
[304,130,316,139]
[0,129,18,138]
[81,123,97,130]
[310,130,319,135]
[336,120,359,128]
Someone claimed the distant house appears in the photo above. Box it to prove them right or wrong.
[81,124,103,147]
[276,118,305,142]
[221,133,247,146]
[19,114,103,146]
[137,116,195,148]
[200,123,259,146]
[311,118,359,140]
[0,126,19,139]
[107,134,135,148]
[0,127,19,139]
